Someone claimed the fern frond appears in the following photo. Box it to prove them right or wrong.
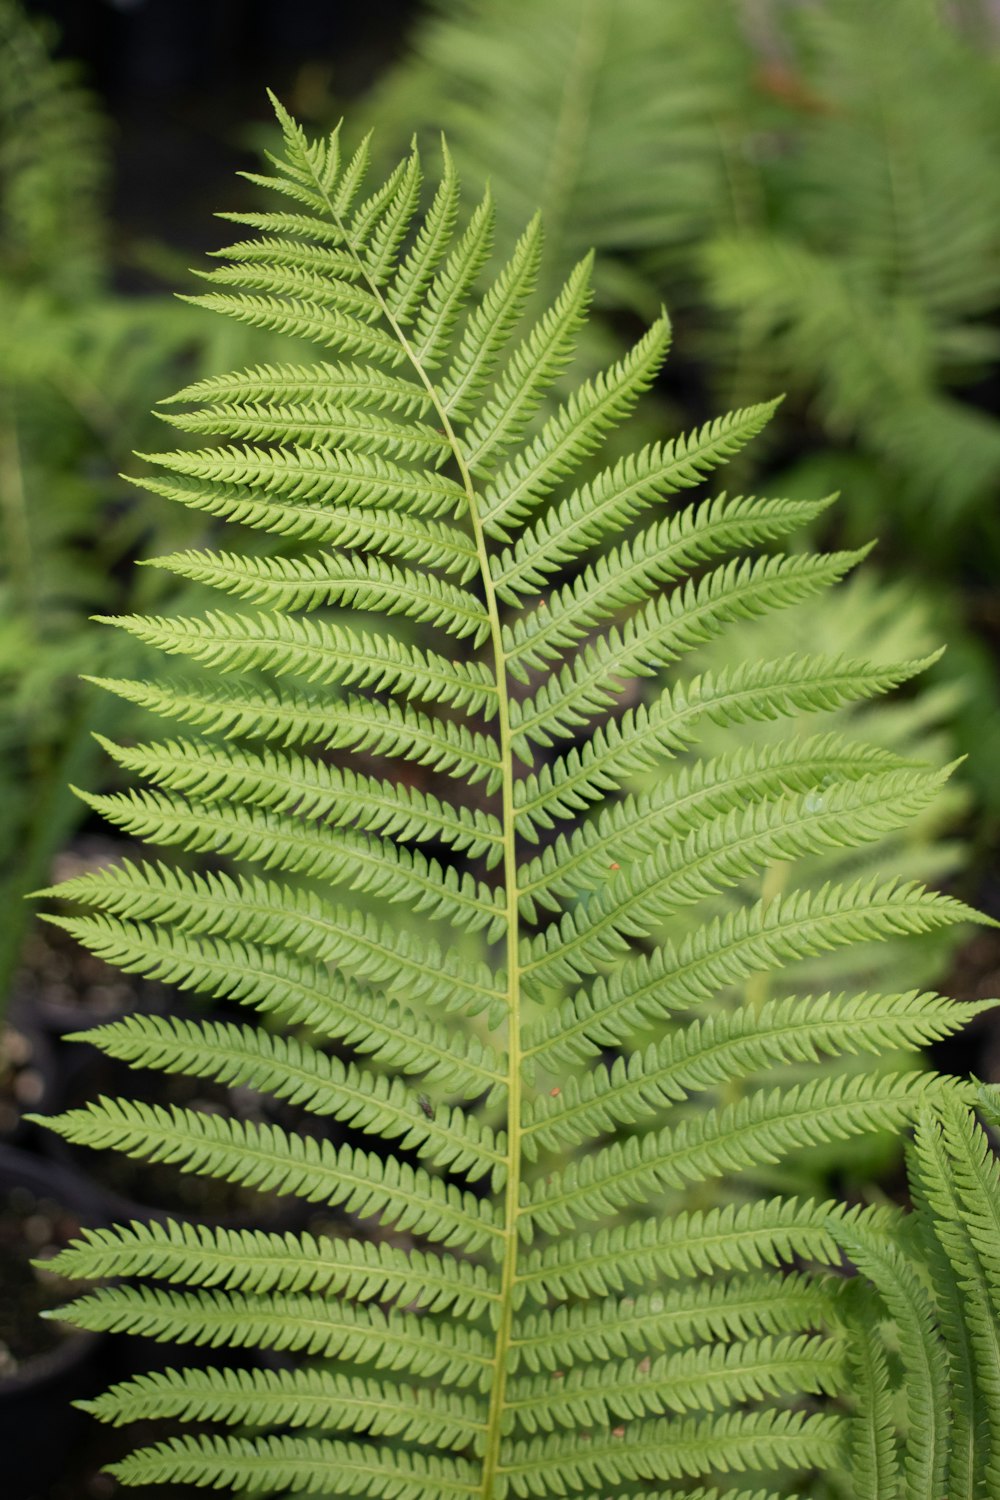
[85,681,502,787]
[841,1284,899,1500]
[108,1432,480,1498]
[514,650,937,831]
[38,105,982,1500]
[70,1014,504,1180]
[92,733,504,858]
[40,1097,499,1249]
[493,401,781,599]
[83,1363,487,1449]
[44,1218,496,1312]
[835,1223,950,1500]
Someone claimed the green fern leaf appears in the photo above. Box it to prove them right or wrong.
[37,106,984,1498]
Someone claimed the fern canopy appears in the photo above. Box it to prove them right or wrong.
[35,101,986,1499]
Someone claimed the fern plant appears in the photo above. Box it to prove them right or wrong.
[34,103,992,1498]
[835,1093,1000,1499]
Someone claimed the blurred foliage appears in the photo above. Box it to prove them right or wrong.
[0,0,292,1003]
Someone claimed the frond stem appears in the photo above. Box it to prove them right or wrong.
[303,150,522,1500]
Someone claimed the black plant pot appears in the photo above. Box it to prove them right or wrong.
[0,1146,106,1499]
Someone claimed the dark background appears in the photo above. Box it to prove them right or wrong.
[23,0,422,264]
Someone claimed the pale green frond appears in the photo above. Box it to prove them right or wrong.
[511,548,867,750]
[492,400,782,600]
[107,1432,480,1499]
[909,1107,1000,1497]
[513,649,934,832]
[39,1097,499,1250]
[83,1364,487,1451]
[503,492,834,673]
[511,1272,839,1373]
[32,101,984,1499]
[480,314,670,538]
[92,734,504,858]
[45,1218,497,1313]
[935,1095,1000,1302]
[139,549,491,642]
[841,1284,899,1500]
[330,130,372,215]
[213,207,347,243]
[205,237,361,279]
[264,96,339,190]
[360,148,422,283]
[461,252,594,473]
[73,1014,504,1181]
[440,213,542,419]
[834,1221,951,1500]
[526,1073,958,1233]
[348,151,416,267]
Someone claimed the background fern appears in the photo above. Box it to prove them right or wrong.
[0,0,329,1007]
[30,104,997,1499]
[834,1094,1000,1499]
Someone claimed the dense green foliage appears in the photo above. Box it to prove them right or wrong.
[32,104,1000,1498]
[0,0,300,1003]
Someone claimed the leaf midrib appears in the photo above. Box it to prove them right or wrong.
[300,148,522,1500]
